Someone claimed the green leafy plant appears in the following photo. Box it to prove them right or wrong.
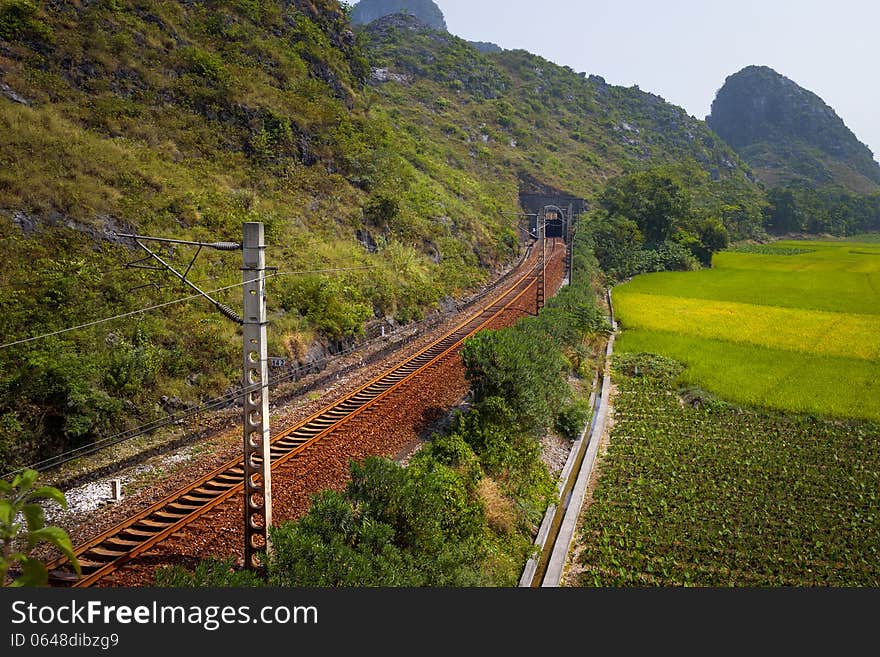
[577,353,880,586]
[0,0,53,43]
[555,397,592,441]
[0,469,80,586]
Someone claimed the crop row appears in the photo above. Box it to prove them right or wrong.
[575,354,880,586]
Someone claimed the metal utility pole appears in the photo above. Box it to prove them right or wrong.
[566,202,574,284]
[536,209,546,315]
[241,222,272,570]
[122,224,273,571]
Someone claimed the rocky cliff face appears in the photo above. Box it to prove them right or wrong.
[468,41,503,54]
[350,0,447,31]
[707,65,880,193]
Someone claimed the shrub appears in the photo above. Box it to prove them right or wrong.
[461,328,568,434]
[650,240,700,272]
[556,396,592,441]
[279,275,373,340]
[179,47,230,84]
[266,456,487,587]
[0,469,79,586]
[420,431,482,487]
[0,0,52,43]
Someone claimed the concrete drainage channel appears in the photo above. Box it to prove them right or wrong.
[520,290,618,588]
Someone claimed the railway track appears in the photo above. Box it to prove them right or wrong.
[48,240,564,587]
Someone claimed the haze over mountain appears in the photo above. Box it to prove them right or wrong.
[708,66,880,194]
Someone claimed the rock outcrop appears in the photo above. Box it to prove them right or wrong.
[708,65,880,193]
[350,0,447,32]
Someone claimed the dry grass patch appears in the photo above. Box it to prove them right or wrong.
[477,476,516,536]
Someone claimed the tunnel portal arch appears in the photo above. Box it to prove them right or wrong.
[518,193,588,243]
[541,204,566,239]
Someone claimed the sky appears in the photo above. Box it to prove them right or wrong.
[434,0,880,163]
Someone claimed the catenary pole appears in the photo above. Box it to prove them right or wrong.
[241,222,273,570]
[536,209,546,315]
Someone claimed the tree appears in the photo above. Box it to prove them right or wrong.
[696,217,729,264]
[765,187,804,234]
[675,217,729,266]
[599,170,692,244]
[1,469,80,586]
[590,213,644,278]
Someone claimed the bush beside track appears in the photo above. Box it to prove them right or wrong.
[157,233,609,587]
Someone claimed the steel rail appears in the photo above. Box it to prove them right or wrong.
[48,241,563,587]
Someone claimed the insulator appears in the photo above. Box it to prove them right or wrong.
[208,242,242,251]
[216,302,244,324]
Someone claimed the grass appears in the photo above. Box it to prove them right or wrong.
[617,331,880,421]
[618,241,880,314]
[613,240,880,420]
[616,266,880,315]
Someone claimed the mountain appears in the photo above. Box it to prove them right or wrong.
[350,0,447,31]
[0,1,763,473]
[707,65,880,194]
[467,41,503,54]
[350,1,502,55]
[361,14,763,222]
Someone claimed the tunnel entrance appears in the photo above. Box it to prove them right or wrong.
[518,192,588,243]
[543,206,565,238]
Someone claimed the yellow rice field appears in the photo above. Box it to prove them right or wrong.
[613,240,880,420]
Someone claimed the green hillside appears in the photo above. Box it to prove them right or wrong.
[708,65,880,193]
[362,14,764,226]
[708,65,880,235]
[0,1,764,473]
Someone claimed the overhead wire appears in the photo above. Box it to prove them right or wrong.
[0,265,376,351]
[1,254,531,479]
[0,263,377,477]
[0,279,400,480]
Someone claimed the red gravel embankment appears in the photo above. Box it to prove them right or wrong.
[90,243,566,586]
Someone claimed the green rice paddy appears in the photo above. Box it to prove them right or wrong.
[613,240,880,421]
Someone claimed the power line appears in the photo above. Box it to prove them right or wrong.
[1,259,526,480]
[0,265,376,351]
[0,282,240,350]
[0,274,389,480]
[4,376,264,479]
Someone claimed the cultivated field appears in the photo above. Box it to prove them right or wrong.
[613,240,880,421]
[574,240,880,585]
[575,354,880,586]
